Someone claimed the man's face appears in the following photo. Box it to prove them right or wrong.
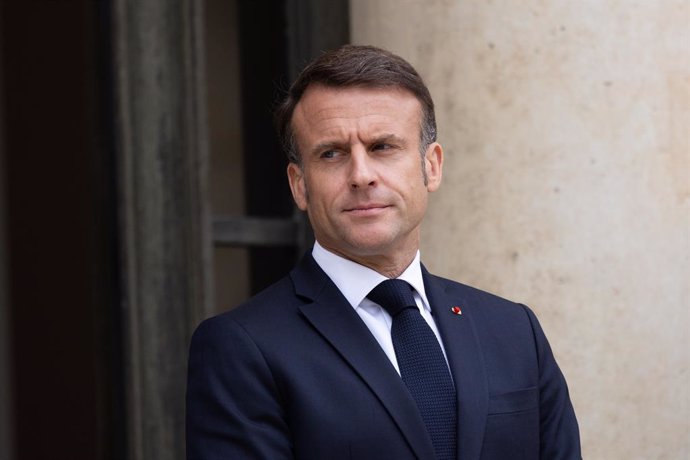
[287,85,443,267]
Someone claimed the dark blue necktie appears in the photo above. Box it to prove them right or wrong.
[368,279,457,460]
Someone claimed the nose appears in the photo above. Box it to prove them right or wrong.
[348,147,376,189]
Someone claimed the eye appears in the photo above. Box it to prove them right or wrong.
[372,143,394,152]
[320,150,338,159]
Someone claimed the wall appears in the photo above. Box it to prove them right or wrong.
[351,1,689,458]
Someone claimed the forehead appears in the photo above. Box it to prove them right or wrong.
[291,85,422,147]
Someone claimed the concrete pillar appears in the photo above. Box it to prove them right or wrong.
[111,0,212,458]
[352,1,689,458]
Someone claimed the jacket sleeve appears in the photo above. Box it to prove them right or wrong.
[186,315,293,459]
[523,305,582,460]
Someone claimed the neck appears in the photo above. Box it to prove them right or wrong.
[318,242,418,279]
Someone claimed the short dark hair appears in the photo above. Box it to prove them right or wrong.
[275,44,437,164]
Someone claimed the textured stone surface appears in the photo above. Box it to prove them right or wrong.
[352,1,689,458]
[113,0,212,458]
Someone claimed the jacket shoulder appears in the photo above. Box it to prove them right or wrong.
[197,273,301,332]
[424,272,541,336]
[428,273,528,310]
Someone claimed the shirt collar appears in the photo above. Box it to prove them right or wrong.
[311,241,430,312]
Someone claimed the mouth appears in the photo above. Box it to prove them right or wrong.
[343,204,391,216]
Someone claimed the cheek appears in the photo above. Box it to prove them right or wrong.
[399,182,428,213]
[306,174,341,203]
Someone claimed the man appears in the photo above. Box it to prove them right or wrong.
[186,45,581,460]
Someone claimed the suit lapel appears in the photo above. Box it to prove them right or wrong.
[291,255,436,460]
[423,267,489,460]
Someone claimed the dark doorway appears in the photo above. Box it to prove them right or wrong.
[1,1,123,460]
[0,1,348,458]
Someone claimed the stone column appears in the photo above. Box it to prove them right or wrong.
[111,0,212,458]
[352,1,689,458]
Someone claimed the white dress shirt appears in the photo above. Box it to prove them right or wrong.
[311,241,450,375]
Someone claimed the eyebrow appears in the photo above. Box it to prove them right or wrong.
[370,133,406,146]
[309,141,344,157]
[309,133,406,156]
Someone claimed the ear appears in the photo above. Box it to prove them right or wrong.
[287,162,308,210]
[424,142,443,192]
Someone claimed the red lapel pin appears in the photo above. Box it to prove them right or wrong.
[450,306,462,315]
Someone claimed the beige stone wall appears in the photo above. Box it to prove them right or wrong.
[351,1,689,458]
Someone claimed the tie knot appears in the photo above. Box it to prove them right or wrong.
[367,279,417,317]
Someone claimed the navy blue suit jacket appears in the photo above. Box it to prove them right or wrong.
[186,255,581,459]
